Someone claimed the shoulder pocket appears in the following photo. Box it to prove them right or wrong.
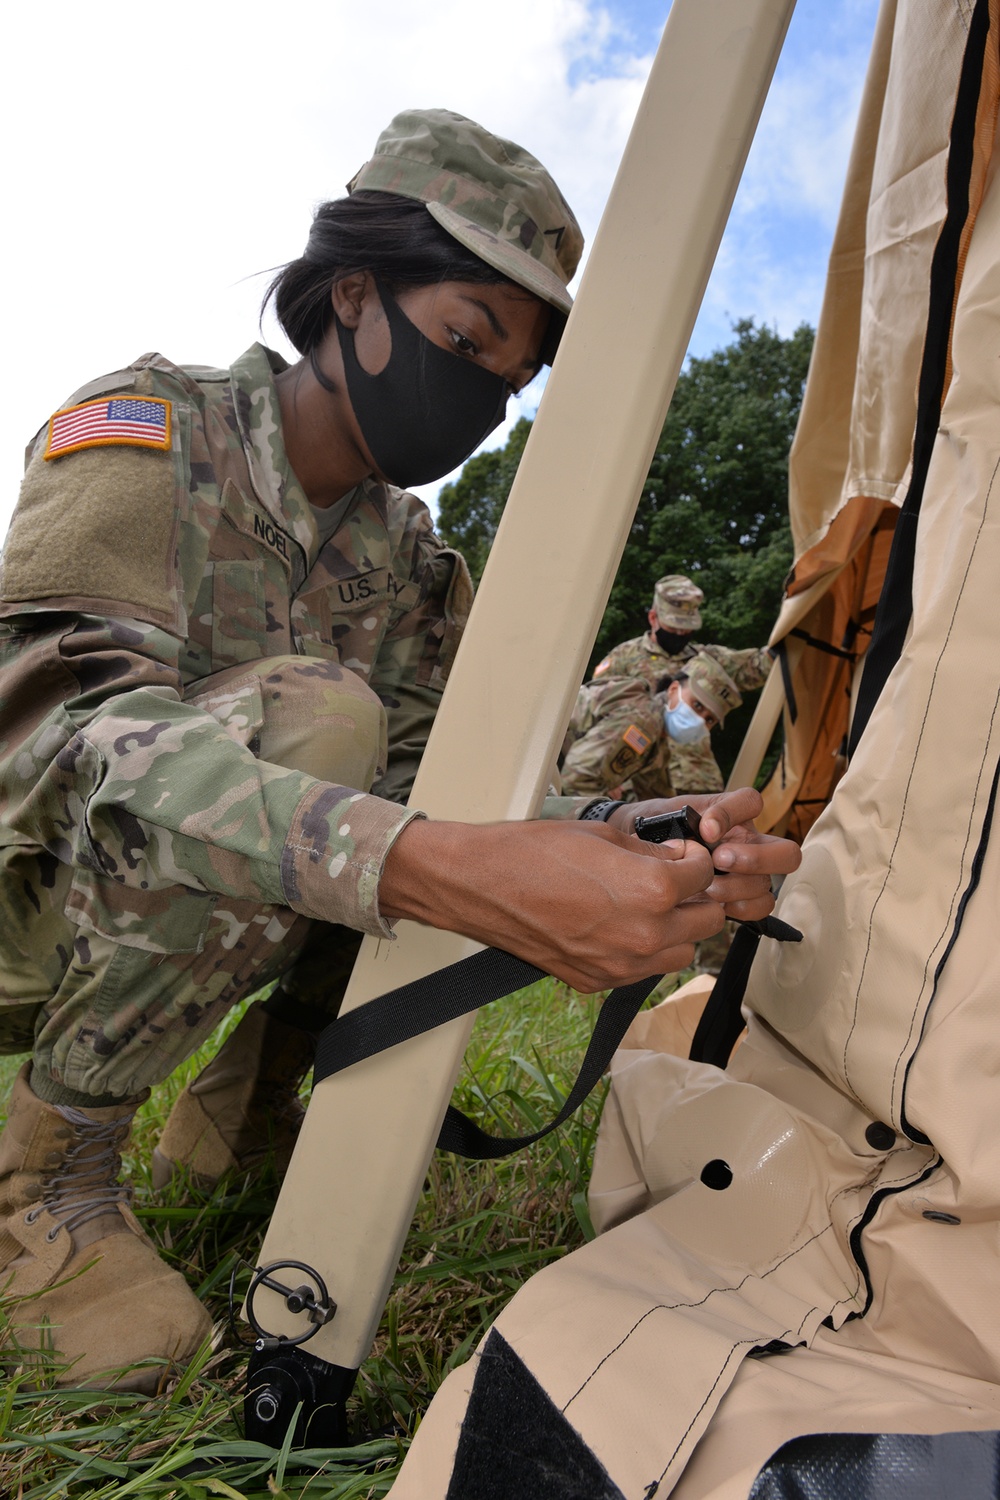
[416,547,474,691]
[211,560,266,666]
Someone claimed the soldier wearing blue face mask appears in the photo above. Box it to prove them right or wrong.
[562,653,742,801]
[592,575,771,797]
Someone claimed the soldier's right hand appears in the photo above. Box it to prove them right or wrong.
[378,818,721,993]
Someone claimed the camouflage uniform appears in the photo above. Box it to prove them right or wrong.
[0,109,590,1106]
[612,635,770,796]
[562,678,666,800]
[593,633,772,697]
[0,105,599,1389]
[0,345,476,1098]
[592,574,772,797]
[562,654,741,802]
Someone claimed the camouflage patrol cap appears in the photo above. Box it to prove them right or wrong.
[348,109,583,317]
[685,653,742,725]
[653,574,704,631]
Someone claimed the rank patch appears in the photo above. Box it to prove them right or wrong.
[44,397,172,460]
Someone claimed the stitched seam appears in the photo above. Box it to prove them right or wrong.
[653,1302,830,1490]
[561,1217,851,1414]
[891,688,1000,1122]
[560,1155,934,1427]
[841,447,1000,1104]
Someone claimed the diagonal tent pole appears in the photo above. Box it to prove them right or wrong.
[254,0,798,1374]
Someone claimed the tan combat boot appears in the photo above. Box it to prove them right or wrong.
[0,1063,212,1391]
[152,1005,315,1190]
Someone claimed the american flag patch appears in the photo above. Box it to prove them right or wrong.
[623,724,651,754]
[44,397,171,460]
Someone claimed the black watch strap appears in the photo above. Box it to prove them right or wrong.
[578,798,625,822]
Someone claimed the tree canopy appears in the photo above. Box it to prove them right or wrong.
[437,318,815,774]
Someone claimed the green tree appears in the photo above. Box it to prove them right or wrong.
[437,319,815,774]
[436,417,533,583]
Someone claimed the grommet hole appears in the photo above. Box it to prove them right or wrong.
[700,1159,733,1191]
[923,1210,961,1225]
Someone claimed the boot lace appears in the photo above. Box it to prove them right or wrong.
[26,1105,136,1242]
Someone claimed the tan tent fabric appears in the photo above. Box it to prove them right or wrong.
[389,4,1000,1495]
[588,973,717,1236]
[618,971,716,1057]
[756,0,1000,837]
[669,1333,1000,1500]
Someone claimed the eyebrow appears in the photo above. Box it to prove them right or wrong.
[460,296,508,341]
[460,295,544,376]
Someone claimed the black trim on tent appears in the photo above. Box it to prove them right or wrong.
[848,0,993,756]
[845,1156,943,1317]
[689,924,762,1067]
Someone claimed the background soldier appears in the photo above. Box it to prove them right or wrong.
[562,653,741,801]
[593,573,772,796]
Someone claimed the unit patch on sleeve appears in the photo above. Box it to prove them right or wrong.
[44,397,172,460]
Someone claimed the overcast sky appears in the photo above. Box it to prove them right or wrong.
[2,0,878,529]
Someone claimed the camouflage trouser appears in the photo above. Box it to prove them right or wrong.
[0,657,386,1099]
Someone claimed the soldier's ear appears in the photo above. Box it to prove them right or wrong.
[330,272,371,329]
[647,609,659,631]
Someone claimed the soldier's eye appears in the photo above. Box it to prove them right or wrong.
[448,328,478,358]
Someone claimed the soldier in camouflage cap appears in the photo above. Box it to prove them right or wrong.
[683,652,742,724]
[562,654,741,800]
[348,108,583,321]
[0,107,793,1388]
[593,572,773,797]
[652,574,705,631]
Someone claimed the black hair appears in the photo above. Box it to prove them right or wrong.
[655,672,689,693]
[263,192,517,355]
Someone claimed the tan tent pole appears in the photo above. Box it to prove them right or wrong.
[253,0,798,1368]
[726,666,786,794]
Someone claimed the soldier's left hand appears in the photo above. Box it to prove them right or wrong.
[606,787,800,923]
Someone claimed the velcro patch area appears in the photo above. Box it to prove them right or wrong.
[44,397,171,459]
[622,723,651,754]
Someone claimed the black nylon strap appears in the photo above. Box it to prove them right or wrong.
[773,640,798,725]
[437,970,663,1157]
[688,923,762,1068]
[312,947,663,1159]
[788,628,856,662]
[848,0,992,757]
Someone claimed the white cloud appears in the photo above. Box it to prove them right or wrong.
[690,4,877,353]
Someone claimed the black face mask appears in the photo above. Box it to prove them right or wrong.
[655,628,693,654]
[334,278,510,488]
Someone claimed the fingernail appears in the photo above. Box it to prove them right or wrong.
[665,839,686,853]
[713,846,735,868]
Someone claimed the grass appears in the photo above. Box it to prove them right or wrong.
[0,974,680,1497]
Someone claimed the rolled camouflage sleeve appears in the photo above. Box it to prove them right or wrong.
[702,643,774,692]
[278,782,420,936]
[540,794,604,819]
[0,613,419,938]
